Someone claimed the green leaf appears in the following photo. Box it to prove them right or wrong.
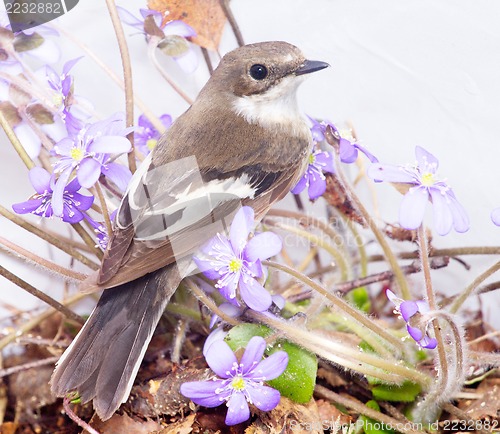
[225,324,318,403]
[372,381,421,402]
[14,33,44,53]
[347,286,371,312]
[267,340,317,403]
[360,400,396,434]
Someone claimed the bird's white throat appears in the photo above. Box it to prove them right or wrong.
[232,76,309,136]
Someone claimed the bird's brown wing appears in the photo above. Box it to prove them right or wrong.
[81,156,303,292]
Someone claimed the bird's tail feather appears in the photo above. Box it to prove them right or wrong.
[50,265,181,420]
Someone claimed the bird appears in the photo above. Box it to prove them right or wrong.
[50,41,329,421]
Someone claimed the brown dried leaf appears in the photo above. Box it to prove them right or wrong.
[127,364,211,418]
[148,0,226,50]
[156,414,196,433]
[90,412,163,433]
[457,378,500,421]
[249,397,322,433]
[0,101,22,126]
[26,103,54,124]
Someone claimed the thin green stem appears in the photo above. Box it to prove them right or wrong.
[0,205,99,270]
[105,0,136,173]
[148,37,194,105]
[264,260,406,355]
[184,278,241,326]
[71,223,103,260]
[266,220,350,281]
[0,265,84,325]
[249,310,430,386]
[0,235,86,281]
[52,23,165,134]
[92,183,113,239]
[449,259,500,314]
[326,128,411,299]
[0,108,35,169]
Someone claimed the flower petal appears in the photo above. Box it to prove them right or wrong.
[407,324,423,342]
[491,207,500,226]
[163,20,197,38]
[399,187,428,230]
[367,164,416,183]
[71,192,94,211]
[250,350,288,381]
[447,191,470,233]
[246,384,281,412]
[244,232,282,262]
[52,170,71,217]
[12,198,43,214]
[239,336,266,375]
[307,175,326,199]
[102,162,132,192]
[339,139,358,163]
[225,392,250,426]
[315,151,335,173]
[291,174,307,194]
[239,277,272,312]
[415,146,439,173]
[230,207,254,253]
[203,327,228,357]
[180,380,227,407]
[429,188,453,236]
[29,167,51,194]
[174,48,199,74]
[14,123,41,159]
[88,136,131,154]
[77,158,102,188]
[399,301,419,322]
[205,339,238,378]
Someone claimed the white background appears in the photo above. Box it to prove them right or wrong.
[1,1,499,325]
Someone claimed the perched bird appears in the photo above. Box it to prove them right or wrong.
[51,41,329,420]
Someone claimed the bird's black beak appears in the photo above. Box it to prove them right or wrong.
[295,60,330,76]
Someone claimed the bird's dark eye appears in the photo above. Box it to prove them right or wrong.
[249,64,268,80]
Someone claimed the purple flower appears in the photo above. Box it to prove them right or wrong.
[292,118,378,200]
[12,167,93,223]
[491,207,500,226]
[52,113,133,216]
[194,207,282,312]
[368,146,469,236]
[308,117,378,164]
[84,211,116,250]
[291,148,334,200]
[117,7,198,73]
[386,289,437,349]
[134,113,172,155]
[41,57,87,135]
[180,336,288,426]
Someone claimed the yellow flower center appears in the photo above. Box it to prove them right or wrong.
[146,138,157,150]
[308,153,316,165]
[421,172,435,187]
[231,376,246,391]
[52,93,63,107]
[70,147,84,161]
[228,258,242,273]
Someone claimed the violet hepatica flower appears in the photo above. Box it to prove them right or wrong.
[134,113,172,155]
[41,57,88,135]
[194,206,282,312]
[12,167,93,223]
[52,113,133,216]
[180,336,288,426]
[368,146,469,236]
[292,117,378,200]
[117,6,198,73]
[308,117,378,165]
[291,148,334,200]
[386,289,437,349]
[491,207,500,226]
